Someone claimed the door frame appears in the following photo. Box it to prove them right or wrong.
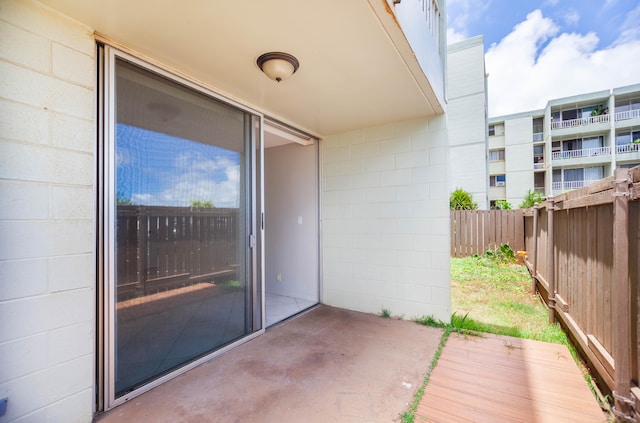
[97,45,266,411]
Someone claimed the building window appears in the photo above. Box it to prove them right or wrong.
[533,145,544,168]
[488,149,505,161]
[615,97,640,113]
[488,123,504,136]
[532,117,544,134]
[490,174,506,187]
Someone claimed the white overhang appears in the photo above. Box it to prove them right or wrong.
[40,0,445,137]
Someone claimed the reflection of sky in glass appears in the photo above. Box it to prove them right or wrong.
[116,124,240,208]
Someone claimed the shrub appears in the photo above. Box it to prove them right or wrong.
[519,189,543,209]
[492,200,512,210]
[450,188,478,210]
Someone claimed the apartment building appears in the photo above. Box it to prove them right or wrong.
[1,0,450,419]
[488,84,640,207]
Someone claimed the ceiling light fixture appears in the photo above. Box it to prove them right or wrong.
[257,52,300,82]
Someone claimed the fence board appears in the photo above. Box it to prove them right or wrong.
[450,210,525,257]
[523,166,638,413]
[116,206,239,301]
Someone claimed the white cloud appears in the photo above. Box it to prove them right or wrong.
[132,171,240,208]
[446,0,475,29]
[131,153,241,208]
[615,4,640,45]
[486,9,640,116]
[560,9,580,27]
[446,0,490,42]
[447,27,468,44]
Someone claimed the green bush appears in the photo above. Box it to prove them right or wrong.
[492,200,512,210]
[449,188,478,210]
[519,189,543,209]
[475,243,516,264]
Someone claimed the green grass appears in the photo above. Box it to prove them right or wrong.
[402,255,610,422]
[449,255,564,343]
[400,328,451,423]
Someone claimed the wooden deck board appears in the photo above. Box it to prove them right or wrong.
[416,333,607,423]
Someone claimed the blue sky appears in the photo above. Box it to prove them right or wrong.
[447,0,640,116]
[116,124,240,208]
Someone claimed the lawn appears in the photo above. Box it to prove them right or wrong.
[449,255,566,343]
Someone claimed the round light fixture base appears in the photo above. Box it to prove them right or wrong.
[257,52,300,82]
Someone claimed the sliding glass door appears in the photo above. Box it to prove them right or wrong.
[103,49,262,406]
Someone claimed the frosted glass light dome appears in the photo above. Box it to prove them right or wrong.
[257,52,299,82]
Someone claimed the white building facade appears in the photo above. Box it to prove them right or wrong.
[446,36,489,209]
[0,0,451,420]
[488,84,640,207]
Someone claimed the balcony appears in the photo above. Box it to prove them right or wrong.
[615,109,640,121]
[552,146,611,161]
[551,114,609,130]
[393,0,445,106]
[552,180,600,192]
[617,143,640,154]
[533,132,544,142]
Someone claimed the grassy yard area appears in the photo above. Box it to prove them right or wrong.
[449,255,566,343]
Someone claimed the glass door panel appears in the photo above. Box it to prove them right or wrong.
[113,58,255,396]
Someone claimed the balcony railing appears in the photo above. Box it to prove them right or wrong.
[534,186,545,194]
[551,114,610,130]
[552,146,611,160]
[533,162,545,169]
[616,143,640,154]
[533,132,544,142]
[552,180,600,192]
[615,109,640,121]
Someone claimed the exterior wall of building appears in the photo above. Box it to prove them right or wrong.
[504,117,534,206]
[0,1,96,421]
[0,1,453,420]
[486,85,640,205]
[321,116,451,321]
[446,36,488,209]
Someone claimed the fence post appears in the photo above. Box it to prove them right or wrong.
[531,203,539,294]
[547,195,555,324]
[612,168,633,421]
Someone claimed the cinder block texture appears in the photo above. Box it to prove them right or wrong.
[322,117,451,320]
[0,1,96,421]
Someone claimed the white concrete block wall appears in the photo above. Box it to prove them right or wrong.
[0,1,95,421]
[322,117,451,321]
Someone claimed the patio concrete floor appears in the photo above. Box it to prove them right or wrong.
[97,305,443,423]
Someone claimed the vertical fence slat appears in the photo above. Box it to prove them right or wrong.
[547,195,555,324]
[613,168,632,418]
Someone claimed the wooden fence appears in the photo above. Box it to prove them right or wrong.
[450,209,524,257]
[523,167,639,422]
[116,205,239,301]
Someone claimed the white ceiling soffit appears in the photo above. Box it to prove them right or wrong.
[40,0,444,137]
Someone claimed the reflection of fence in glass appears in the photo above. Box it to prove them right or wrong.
[117,205,239,301]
